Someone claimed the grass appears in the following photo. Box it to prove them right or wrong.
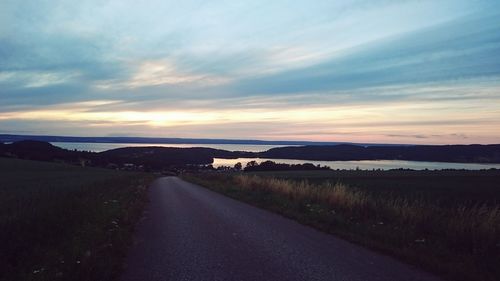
[0,157,155,281]
[182,170,500,281]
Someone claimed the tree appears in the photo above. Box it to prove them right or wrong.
[246,160,258,168]
[234,162,242,171]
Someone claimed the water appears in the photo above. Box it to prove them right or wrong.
[51,142,291,153]
[213,158,500,170]
[50,142,500,170]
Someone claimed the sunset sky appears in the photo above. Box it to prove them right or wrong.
[1,0,500,144]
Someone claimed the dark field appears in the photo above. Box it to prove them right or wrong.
[183,169,500,281]
[250,169,500,205]
[0,157,155,281]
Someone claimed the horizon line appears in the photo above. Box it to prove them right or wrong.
[2,133,498,146]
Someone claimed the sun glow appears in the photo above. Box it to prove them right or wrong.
[1,96,499,142]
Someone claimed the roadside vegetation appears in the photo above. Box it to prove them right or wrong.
[183,170,500,281]
[0,157,155,281]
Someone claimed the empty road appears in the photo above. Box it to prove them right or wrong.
[121,177,441,281]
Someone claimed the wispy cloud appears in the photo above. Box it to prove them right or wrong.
[229,13,500,96]
[96,60,230,90]
[1,0,500,144]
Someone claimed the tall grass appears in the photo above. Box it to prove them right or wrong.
[233,175,500,247]
[184,172,500,281]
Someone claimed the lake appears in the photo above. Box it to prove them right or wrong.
[51,142,500,170]
[213,158,500,170]
[51,142,291,152]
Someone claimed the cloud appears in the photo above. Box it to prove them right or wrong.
[229,12,500,96]
[1,0,500,144]
[96,60,230,90]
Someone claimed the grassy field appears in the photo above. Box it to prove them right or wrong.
[0,157,155,281]
[183,170,500,281]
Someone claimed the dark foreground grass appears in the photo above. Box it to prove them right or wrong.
[183,170,500,281]
[0,157,155,281]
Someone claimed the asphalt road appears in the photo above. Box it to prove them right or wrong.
[121,177,442,281]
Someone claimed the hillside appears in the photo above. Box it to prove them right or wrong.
[260,144,500,163]
[96,146,244,167]
[1,141,500,171]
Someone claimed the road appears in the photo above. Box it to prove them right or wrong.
[121,177,441,281]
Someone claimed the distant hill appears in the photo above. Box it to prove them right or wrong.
[0,141,232,168]
[0,140,92,162]
[0,141,251,169]
[260,144,500,163]
[97,146,244,167]
[1,141,500,171]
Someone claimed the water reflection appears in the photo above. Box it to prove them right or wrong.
[212,158,500,170]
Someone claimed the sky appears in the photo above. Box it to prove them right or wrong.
[1,0,500,144]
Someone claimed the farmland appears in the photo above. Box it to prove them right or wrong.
[0,157,155,281]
